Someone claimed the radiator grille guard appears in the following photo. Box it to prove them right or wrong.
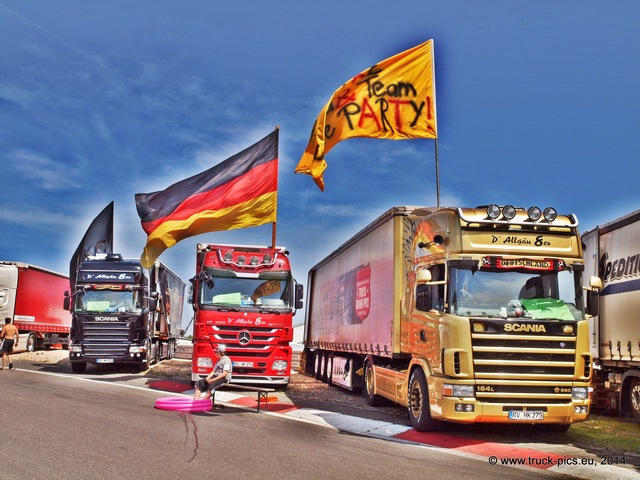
[470,319,581,404]
[77,318,134,357]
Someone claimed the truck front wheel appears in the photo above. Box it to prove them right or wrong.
[362,362,384,407]
[408,368,441,432]
[629,377,640,424]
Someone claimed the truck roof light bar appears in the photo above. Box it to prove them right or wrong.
[475,206,576,227]
[217,249,279,268]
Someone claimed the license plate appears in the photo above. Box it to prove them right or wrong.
[508,410,543,420]
[233,361,254,367]
[96,358,114,364]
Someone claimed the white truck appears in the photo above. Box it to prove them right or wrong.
[582,209,640,423]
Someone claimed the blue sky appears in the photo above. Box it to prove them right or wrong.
[1,1,638,332]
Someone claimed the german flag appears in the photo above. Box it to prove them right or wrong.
[135,129,278,268]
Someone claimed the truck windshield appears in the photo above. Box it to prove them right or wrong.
[449,263,583,320]
[199,269,292,310]
[74,289,142,314]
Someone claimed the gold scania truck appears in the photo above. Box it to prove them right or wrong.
[303,205,599,431]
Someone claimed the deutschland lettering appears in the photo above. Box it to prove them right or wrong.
[500,259,551,269]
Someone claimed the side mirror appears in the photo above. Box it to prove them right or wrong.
[586,276,601,317]
[587,290,600,317]
[63,296,71,311]
[295,283,304,310]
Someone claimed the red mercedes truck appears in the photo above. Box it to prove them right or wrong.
[189,243,303,387]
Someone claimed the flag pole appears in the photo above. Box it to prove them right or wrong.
[271,125,280,249]
[435,138,440,208]
[271,222,277,249]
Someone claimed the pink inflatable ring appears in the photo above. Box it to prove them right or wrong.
[155,397,212,412]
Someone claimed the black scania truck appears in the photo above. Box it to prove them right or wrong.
[64,253,185,373]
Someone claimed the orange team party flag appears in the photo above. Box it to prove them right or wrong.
[295,39,437,191]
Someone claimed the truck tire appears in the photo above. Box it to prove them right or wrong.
[325,354,334,386]
[154,342,162,363]
[71,362,87,373]
[630,377,640,424]
[26,332,37,353]
[363,361,384,407]
[314,352,323,380]
[408,368,441,432]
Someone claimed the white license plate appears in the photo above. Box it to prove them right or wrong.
[508,410,544,420]
[96,358,114,364]
[233,361,254,367]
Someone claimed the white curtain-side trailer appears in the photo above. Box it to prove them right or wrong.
[582,209,640,423]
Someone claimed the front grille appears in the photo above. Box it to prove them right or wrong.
[471,319,579,404]
[211,325,282,354]
[80,320,132,357]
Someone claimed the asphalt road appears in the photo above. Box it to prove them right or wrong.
[1,364,566,480]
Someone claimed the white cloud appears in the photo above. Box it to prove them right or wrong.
[10,150,79,191]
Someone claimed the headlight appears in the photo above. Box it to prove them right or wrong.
[543,207,557,222]
[443,384,475,397]
[502,205,516,220]
[486,204,501,219]
[129,345,146,354]
[197,357,213,368]
[572,387,588,400]
[527,206,542,221]
[69,345,82,353]
[272,360,288,371]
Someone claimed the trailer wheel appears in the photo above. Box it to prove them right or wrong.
[314,352,323,380]
[154,342,162,363]
[26,333,37,353]
[408,368,441,432]
[326,353,334,386]
[71,362,87,373]
[629,377,640,424]
[362,361,384,407]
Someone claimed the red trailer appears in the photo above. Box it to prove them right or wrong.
[0,261,71,352]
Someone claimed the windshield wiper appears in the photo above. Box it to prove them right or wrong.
[211,303,239,312]
[258,306,282,314]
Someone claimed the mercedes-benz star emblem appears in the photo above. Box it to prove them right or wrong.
[238,330,251,345]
